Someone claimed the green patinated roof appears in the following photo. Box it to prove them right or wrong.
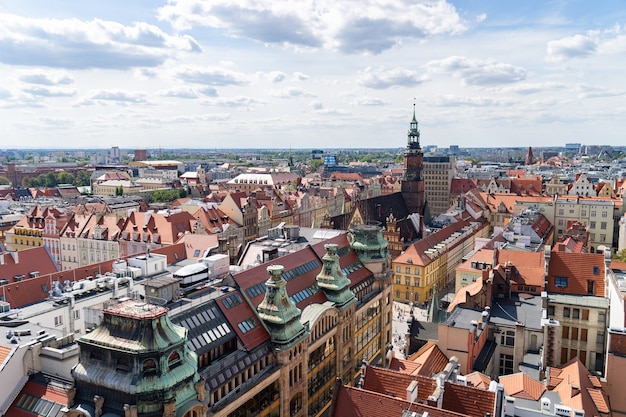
[348,224,388,262]
[257,265,308,349]
[316,244,356,311]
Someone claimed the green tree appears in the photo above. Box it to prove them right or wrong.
[115,185,124,196]
[57,171,75,185]
[615,249,626,262]
[44,172,58,187]
[0,176,9,185]
[150,189,182,203]
[74,170,92,186]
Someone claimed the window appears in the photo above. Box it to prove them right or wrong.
[396,277,401,284]
[548,305,555,316]
[562,326,569,339]
[593,266,599,275]
[582,210,587,217]
[582,309,589,320]
[414,278,420,287]
[395,290,400,298]
[590,221,596,229]
[563,307,570,318]
[587,281,595,295]
[600,234,606,243]
[405,291,409,300]
[600,222,607,230]
[168,351,181,369]
[501,331,515,347]
[602,211,608,218]
[573,309,580,319]
[116,357,130,372]
[571,327,579,340]
[598,312,606,323]
[555,277,568,288]
[74,310,80,320]
[591,211,596,217]
[405,267,411,274]
[558,219,564,226]
[499,354,514,375]
[558,209,564,215]
[597,331,605,345]
[414,293,419,302]
[54,315,63,326]
[143,359,157,374]
[581,328,588,341]
[396,266,400,273]
[405,278,411,286]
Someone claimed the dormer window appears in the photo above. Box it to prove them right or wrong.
[168,351,181,369]
[116,357,131,372]
[143,358,157,374]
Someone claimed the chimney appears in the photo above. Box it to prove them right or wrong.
[406,380,418,402]
[503,397,515,417]
[10,251,18,264]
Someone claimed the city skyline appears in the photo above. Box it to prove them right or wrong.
[1,1,625,149]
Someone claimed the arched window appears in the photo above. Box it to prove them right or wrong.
[290,392,302,415]
[116,357,130,372]
[168,351,181,369]
[143,358,157,374]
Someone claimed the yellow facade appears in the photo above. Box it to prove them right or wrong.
[6,227,43,251]
[392,253,447,305]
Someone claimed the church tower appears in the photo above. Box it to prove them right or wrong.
[401,104,426,215]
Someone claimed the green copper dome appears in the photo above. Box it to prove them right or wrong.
[257,265,308,350]
[316,244,356,311]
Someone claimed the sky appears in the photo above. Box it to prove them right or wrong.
[1,1,626,150]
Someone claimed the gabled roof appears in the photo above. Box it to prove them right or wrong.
[330,380,465,417]
[548,357,611,414]
[464,371,492,390]
[395,220,473,267]
[391,341,450,377]
[547,251,605,296]
[0,246,59,286]
[362,366,437,402]
[499,372,546,400]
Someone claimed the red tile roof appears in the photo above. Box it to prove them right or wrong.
[499,372,546,401]
[0,246,59,284]
[394,220,474,267]
[330,381,465,417]
[547,251,605,296]
[0,345,13,366]
[549,357,611,414]
[400,341,450,377]
[442,381,496,417]
[6,379,69,417]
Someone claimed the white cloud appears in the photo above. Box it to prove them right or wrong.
[267,71,287,83]
[496,82,568,95]
[0,13,201,69]
[18,70,74,85]
[546,33,598,62]
[159,88,200,99]
[201,96,266,107]
[546,26,626,62]
[158,0,466,54]
[22,86,76,97]
[431,94,515,107]
[426,56,526,86]
[357,66,429,89]
[269,87,316,98]
[76,89,149,106]
[292,72,310,81]
[350,96,390,106]
[174,65,251,86]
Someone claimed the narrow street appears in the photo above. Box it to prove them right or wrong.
[391,301,427,359]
